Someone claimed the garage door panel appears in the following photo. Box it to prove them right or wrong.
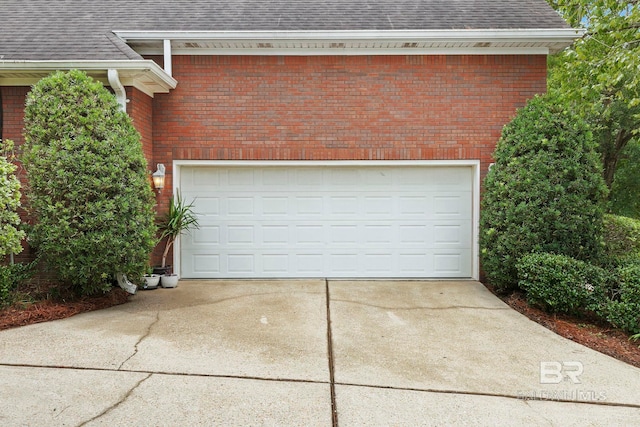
[262,225,289,244]
[180,165,474,279]
[190,168,221,188]
[296,169,324,186]
[262,197,289,215]
[192,197,220,218]
[262,168,289,186]
[433,194,472,218]
[191,254,221,275]
[364,225,394,244]
[361,168,394,186]
[329,196,359,215]
[190,225,220,245]
[227,169,255,186]
[296,197,324,215]
[226,225,255,245]
[263,254,289,273]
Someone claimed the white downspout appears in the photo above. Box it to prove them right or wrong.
[107,68,135,293]
[107,69,127,113]
[163,39,173,77]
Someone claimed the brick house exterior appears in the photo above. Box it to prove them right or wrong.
[0,1,578,280]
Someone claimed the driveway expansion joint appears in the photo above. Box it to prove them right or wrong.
[325,279,339,427]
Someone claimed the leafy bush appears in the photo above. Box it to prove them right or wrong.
[517,252,609,316]
[22,70,157,295]
[601,214,640,266]
[601,264,640,334]
[481,95,608,292]
[0,262,35,307]
[0,139,25,257]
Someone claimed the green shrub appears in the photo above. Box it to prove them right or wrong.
[601,214,640,266]
[601,264,640,334]
[0,139,26,257]
[517,252,609,316]
[0,262,35,307]
[481,95,608,292]
[22,70,157,295]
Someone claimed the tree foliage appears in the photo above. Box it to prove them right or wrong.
[0,139,25,257]
[547,1,640,198]
[22,70,157,295]
[480,95,608,292]
[608,139,640,218]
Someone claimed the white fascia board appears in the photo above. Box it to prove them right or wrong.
[115,28,583,42]
[0,59,177,93]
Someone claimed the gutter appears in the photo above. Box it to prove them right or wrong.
[114,28,585,42]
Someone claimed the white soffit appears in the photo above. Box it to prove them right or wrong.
[0,60,176,96]
[115,29,583,55]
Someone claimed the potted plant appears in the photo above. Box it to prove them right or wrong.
[156,192,199,288]
[142,266,160,290]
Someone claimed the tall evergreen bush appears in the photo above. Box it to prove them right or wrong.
[22,70,156,295]
[480,95,608,292]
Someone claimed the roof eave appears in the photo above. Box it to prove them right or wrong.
[115,28,584,55]
[0,59,177,96]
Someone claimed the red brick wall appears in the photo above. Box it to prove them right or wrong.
[1,86,28,146]
[127,86,154,163]
[152,54,547,190]
[2,54,548,270]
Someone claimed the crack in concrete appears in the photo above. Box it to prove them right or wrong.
[4,362,639,411]
[52,404,70,419]
[76,373,152,427]
[335,381,640,409]
[117,311,160,371]
[331,298,510,312]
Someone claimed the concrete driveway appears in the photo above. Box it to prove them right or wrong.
[1,280,639,426]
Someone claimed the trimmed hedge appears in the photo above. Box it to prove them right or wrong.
[601,264,640,334]
[481,95,608,292]
[0,262,34,307]
[517,252,609,316]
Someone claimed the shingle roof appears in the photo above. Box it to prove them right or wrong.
[0,0,570,61]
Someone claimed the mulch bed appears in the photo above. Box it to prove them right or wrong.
[0,288,130,330]
[499,290,640,369]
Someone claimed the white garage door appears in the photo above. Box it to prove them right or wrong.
[179,164,474,279]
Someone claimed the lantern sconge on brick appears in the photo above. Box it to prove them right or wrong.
[152,164,166,193]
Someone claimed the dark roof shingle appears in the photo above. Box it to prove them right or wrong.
[0,0,570,60]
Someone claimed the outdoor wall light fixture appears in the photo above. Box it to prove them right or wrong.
[152,163,166,193]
